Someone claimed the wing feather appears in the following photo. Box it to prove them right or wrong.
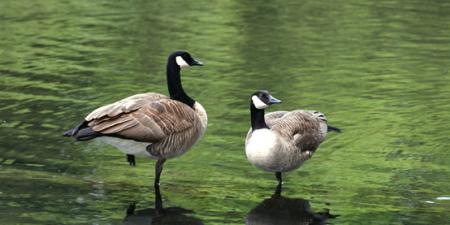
[265,111,289,127]
[88,115,136,132]
[86,95,199,143]
[85,92,168,121]
[270,110,323,151]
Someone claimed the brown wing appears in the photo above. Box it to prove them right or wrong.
[270,110,323,151]
[85,92,169,121]
[86,98,200,144]
[265,111,289,128]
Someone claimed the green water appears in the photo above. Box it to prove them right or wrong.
[1,0,450,224]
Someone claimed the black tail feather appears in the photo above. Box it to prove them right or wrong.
[63,121,102,141]
[63,121,89,137]
[73,127,102,141]
[63,128,76,137]
[327,125,341,133]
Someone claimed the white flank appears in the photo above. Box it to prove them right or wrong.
[319,122,328,138]
[98,136,153,158]
[194,102,208,131]
[245,129,277,169]
[251,96,268,109]
[176,56,189,68]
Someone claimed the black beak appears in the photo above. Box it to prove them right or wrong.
[191,58,203,66]
[268,95,282,104]
[327,125,341,133]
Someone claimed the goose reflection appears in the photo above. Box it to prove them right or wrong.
[246,195,337,225]
[124,202,204,225]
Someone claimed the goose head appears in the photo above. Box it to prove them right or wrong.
[251,90,282,109]
[169,51,203,68]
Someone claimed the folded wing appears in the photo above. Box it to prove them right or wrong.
[268,110,324,152]
[86,93,201,145]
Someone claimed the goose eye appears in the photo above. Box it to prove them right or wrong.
[260,94,269,102]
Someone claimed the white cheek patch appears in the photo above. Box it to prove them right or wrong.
[176,56,189,68]
[252,96,268,109]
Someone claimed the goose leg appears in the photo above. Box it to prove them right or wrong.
[274,172,282,196]
[126,202,136,215]
[127,154,136,166]
[154,158,166,212]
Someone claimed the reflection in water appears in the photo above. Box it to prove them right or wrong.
[124,202,204,225]
[246,195,337,225]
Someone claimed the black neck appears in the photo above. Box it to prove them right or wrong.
[251,103,268,131]
[166,58,195,108]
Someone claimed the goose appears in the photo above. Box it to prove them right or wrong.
[63,51,207,210]
[245,90,340,195]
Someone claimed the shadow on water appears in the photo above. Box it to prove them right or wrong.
[123,202,204,225]
[122,177,203,225]
[246,195,338,225]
